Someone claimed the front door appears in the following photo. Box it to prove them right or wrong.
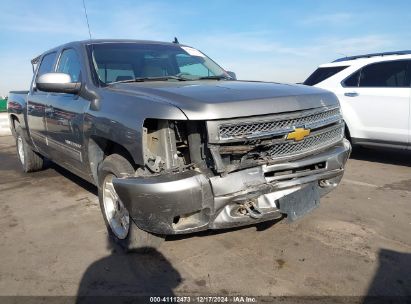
[45,48,89,173]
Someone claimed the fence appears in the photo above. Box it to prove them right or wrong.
[0,99,7,112]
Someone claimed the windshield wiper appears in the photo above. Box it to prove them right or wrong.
[109,75,188,84]
[198,75,231,80]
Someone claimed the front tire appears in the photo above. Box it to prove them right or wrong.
[15,125,44,173]
[98,154,164,252]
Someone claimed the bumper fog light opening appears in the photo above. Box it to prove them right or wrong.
[319,179,338,188]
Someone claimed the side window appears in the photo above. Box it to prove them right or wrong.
[343,70,360,87]
[37,52,57,78]
[359,61,408,87]
[304,66,348,86]
[56,49,81,82]
[175,54,214,76]
[408,61,411,87]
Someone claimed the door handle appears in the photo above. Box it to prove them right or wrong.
[344,92,359,97]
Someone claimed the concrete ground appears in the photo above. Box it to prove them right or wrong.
[0,113,11,136]
[0,135,410,299]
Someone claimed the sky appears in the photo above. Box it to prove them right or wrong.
[1,0,411,96]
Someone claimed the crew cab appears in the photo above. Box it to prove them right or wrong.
[8,40,351,251]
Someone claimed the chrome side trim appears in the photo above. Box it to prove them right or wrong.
[47,137,82,162]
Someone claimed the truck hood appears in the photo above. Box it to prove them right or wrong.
[109,80,338,120]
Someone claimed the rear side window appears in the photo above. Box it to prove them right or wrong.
[359,61,409,87]
[37,52,57,77]
[304,66,348,86]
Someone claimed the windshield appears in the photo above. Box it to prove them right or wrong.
[89,42,229,84]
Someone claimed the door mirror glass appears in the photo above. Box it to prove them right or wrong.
[36,72,81,94]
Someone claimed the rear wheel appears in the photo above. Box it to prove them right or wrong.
[98,154,164,252]
[15,125,44,173]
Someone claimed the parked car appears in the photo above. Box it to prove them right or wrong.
[8,39,351,251]
[304,51,411,150]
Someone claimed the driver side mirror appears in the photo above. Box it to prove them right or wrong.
[36,73,81,94]
[226,71,237,80]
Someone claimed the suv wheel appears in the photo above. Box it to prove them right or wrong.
[98,154,164,252]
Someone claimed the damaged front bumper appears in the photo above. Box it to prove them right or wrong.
[113,139,351,235]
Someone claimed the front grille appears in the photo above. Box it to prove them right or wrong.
[206,107,344,173]
[218,107,341,141]
[261,125,343,159]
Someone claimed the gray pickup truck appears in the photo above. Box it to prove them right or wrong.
[8,39,351,251]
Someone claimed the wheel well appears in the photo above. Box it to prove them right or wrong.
[88,136,136,184]
[9,115,19,136]
[344,122,351,141]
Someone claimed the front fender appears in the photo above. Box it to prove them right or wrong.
[85,90,187,166]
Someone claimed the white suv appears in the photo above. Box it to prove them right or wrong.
[304,51,411,150]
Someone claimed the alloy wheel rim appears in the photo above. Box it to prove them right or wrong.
[102,174,130,240]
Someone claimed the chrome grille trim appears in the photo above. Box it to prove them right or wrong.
[207,107,345,173]
[207,106,342,143]
[255,123,344,161]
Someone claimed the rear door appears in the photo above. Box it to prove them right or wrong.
[27,52,57,156]
[339,60,410,146]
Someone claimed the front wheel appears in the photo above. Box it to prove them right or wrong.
[98,154,164,252]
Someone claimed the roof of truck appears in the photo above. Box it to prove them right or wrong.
[31,39,187,64]
[79,39,184,46]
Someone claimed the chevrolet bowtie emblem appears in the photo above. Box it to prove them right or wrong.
[286,128,311,141]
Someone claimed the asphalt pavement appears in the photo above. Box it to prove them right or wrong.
[0,135,410,300]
